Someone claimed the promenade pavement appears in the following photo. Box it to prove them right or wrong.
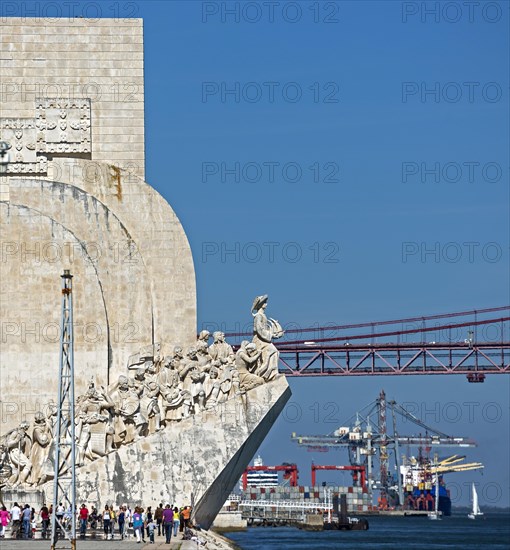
[0,539,200,549]
[0,529,233,549]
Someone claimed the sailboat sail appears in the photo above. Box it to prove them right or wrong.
[468,483,483,518]
[472,483,481,514]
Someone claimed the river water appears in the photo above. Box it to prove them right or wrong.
[225,513,510,549]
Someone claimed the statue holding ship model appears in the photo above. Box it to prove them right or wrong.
[251,294,285,381]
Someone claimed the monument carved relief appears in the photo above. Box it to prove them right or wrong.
[0,98,91,175]
[0,296,285,490]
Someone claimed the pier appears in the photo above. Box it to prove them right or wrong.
[239,499,331,526]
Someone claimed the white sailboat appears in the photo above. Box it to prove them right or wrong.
[468,483,483,519]
[427,471,442,520]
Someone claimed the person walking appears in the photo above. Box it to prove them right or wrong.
[79,504,89,539]
[145,506,153,540]
[179,507,184,532]
[154,503,163,537]
[182,506,191,530]
[89,506,98,529]
[140,507,147,543]
[109,505,116,539]
[117,506,125,539]
[10,502,21,539]
[132,507,143,544]
[21,504,31,539]
[55,502,65,523]
[102,505,111,539]
[162,503,173,544]
[40,505,49,539]
[0,506,10,538]
[147,517,156,544]
[172,506,180,537]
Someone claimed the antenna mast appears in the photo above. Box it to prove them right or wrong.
[50,270,77,550]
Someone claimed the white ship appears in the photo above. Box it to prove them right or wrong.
[242,455,279,488]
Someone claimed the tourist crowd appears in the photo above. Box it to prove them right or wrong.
[0,501,195,544]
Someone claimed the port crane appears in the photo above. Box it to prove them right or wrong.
[291,390,483,506]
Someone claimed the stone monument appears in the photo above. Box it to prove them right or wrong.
[0,17,291,528]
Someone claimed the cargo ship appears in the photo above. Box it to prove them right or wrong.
[398,457,452,515]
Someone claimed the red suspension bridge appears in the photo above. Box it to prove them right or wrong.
[225,306,510,380]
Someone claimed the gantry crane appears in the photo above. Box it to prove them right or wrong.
[291,390,483,505]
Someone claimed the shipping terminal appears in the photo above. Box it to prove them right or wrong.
[219,390,484,529]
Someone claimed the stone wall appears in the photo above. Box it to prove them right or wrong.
[0,16,145,201]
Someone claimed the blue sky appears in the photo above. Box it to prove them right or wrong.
[8,0,508,507]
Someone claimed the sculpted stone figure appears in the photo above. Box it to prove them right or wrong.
[190,366,206,412]
[196,340,212,371]
[112,375,147,445]
[251,294,284,381]
[209,332,233,361]
[179,347,199,392]
[30,411,53,484]
[158,352,192,422]
[145,380,162,433]
[159,357,181,396]
[133,367,158,434]
[235,341,265,392]
[203,365,221,410]
[3,421,32,486]
[214,356,240,402]
[197,329,210,344]
[0,444,12,486]
[171,346,184,370]
[162,387,193,421]
[152,354,164,373]
[143,358,160,384]
[76,381,115,464]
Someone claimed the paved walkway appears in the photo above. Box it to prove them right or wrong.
[0,530,233,549]
[0,539,199,549]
